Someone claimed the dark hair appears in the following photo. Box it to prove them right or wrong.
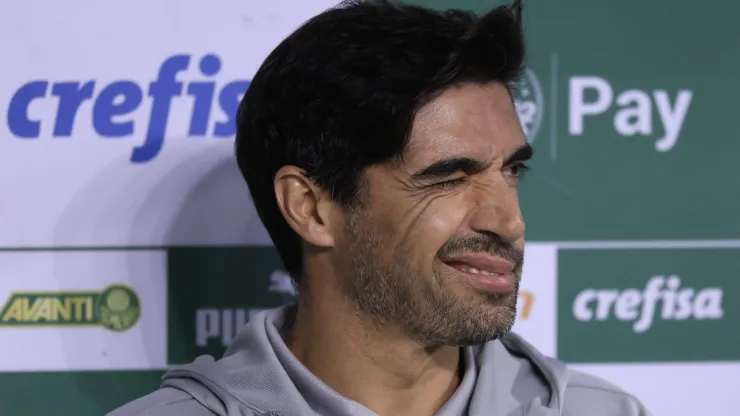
[235,0,526,284]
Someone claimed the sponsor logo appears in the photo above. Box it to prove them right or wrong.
[558,248,739,362]
[0,285,141,332]
[568,76,693,152]
[517,290,535,320]
[514,68,545,144]
[513,65,694,152]
[7,54,250,163]
[195,270,296,347]
[572,275,723,333]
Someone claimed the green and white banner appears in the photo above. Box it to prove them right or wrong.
[1,0,738,415]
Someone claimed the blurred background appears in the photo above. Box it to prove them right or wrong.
[0,0,738,414]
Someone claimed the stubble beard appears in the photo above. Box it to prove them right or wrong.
[341,210,520,348]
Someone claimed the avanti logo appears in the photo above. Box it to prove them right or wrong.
[0,285,141,332]
[572,275,724,333]
[6,54,250,163]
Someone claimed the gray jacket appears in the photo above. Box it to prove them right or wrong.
[108,307,651,416]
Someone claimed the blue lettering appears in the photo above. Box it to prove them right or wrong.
[8,54,251,163]
[187,54,221,136]
[215,81,250,137]
[51,81,95,136]
[7,81,48,138]
[93,81,143,137]
[131,55,191,163]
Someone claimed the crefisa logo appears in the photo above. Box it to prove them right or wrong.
[513,68,545,144]
[6,54,250,164]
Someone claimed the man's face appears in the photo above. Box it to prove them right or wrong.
[336,82,531,347]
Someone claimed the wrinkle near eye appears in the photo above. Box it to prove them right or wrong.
[394,188,460,246]
[398,192,447,242]
[371,166,465,247]
[470,176,498,193]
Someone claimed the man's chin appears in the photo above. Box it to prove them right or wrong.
[448,326,513,347]
[439,305,517,347]
[477,287,517,302]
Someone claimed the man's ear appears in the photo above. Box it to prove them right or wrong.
[274,166,336,248]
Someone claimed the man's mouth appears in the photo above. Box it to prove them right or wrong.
[441,252,516,292]
[450,264,503,277]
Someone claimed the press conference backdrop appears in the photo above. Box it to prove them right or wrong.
[0,0,738,414]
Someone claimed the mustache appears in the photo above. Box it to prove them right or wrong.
[438,234,524,268]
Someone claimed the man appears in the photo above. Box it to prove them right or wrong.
[110,1,652,415]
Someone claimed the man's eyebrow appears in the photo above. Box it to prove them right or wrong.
[411,157,488,181]
[410,143,534,181]
[504,143,534,165]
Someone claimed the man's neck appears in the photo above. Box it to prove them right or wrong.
[286,293,462,416]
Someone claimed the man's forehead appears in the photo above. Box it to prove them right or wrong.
[399,83,525,169]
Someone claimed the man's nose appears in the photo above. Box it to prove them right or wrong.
[468,184,525,244]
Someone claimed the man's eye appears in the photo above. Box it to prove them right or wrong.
[433,177,467,189]
[505,163,531,179]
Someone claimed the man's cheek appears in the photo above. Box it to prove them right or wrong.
[416,201,468,247]
[391,192,467,247]
[428,193,468,226]
[427,213,463,236]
